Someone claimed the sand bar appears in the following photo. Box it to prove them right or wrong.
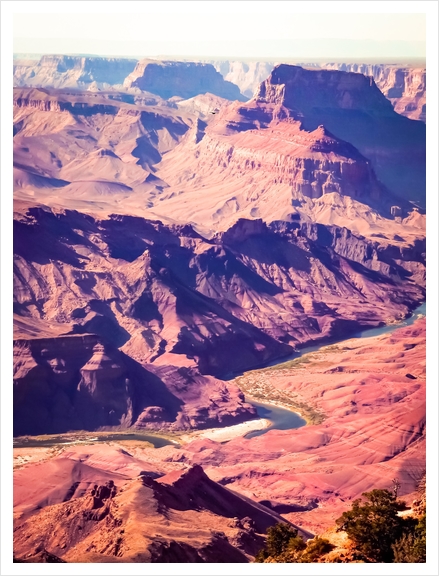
[179,417,271,443]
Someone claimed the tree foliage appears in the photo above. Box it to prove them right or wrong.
[255,523,303,561]
[298,536,335,563]
[256,489,426,564]
[392,514,426,563]
[255,524,332,563]
[335,489,417,562]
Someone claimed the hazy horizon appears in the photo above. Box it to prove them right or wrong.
[13,50,427,67]
[14,11,426,61]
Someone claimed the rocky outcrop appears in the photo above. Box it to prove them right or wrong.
[13,55,137,90]
[123,59,246,101]
[175,93,230,119]
[13,87,190,188]
[209,60,426,122]
[168,106,384,204]
[13,464,307,563]
[251,65,426,207]
[255,64,394,114]
[295,221,426,286]
[13,334,255,436]
[154,70,425,228]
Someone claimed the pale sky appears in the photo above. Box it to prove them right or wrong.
[13,4,426,60]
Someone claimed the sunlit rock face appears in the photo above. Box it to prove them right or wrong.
[253,64,426,206]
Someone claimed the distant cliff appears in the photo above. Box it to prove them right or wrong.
[254,64,425,205]
[209,61,276,98]
[304,63,426,122]
[13,55,137,89]
[13,55,246,102]
[123,59,246,101]
[205,60,426,122]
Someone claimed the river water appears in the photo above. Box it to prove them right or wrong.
[246,301,426,438]
[14,303,425,448]
[13,432,177,450]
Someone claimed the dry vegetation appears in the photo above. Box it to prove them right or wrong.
[233,351,328,425]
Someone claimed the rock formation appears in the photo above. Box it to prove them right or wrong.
[253,65,425,206]
[151,64,426,231]
[13,334,255,436]
[307,63,426,122]
[123,59,246,101]
[208,60,426,122]
[13,463,309,562]
[209,60,276,98]
[11,54,426,561]
[13,55,137,90]
[12,66,426,437]
[13,87,191,208]
[13,202,424,434]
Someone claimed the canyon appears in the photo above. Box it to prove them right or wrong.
[13,319,426,560]
[14,55,426,122]
[12,58,426,563]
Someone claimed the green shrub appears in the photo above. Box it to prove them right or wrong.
[392,514,426,563]
[336,489,414,562]
[299,537,335,562]
[255,523,305,562]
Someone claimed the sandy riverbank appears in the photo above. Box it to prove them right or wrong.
[179,417,271,443]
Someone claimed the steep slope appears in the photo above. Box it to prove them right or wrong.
[123,59,246,101]
[175,93,230,119]
[13,464,309,562]
[209,60,426,122]
[210,61,276,98]
[151,83,425,235]
[13,334,255,436]
[14,205,424,374]
[306,62,426,122]
[151,64,425,234]
[154,102,390,229]
[13,87,191,211]
[255,65,425,206]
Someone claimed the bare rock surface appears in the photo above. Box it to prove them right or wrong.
[149,64,426,232]
[208,60,426,122]
[13,334,255,436]
[307,62,426,122]
[123,59,246,101]
[13,463,307,563]
[252,65,425,206]
[14,205,424,367]
[11,58,426,557]
[13,55,137,90]
[13,201,424,435]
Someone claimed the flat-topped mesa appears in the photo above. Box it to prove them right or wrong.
[123,59,247,101]
[311,63,426,122]
[249,64,425,207]
[255,64,395,116]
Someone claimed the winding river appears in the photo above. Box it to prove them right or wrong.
[14,303,425,449]
[246,302,426,437]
